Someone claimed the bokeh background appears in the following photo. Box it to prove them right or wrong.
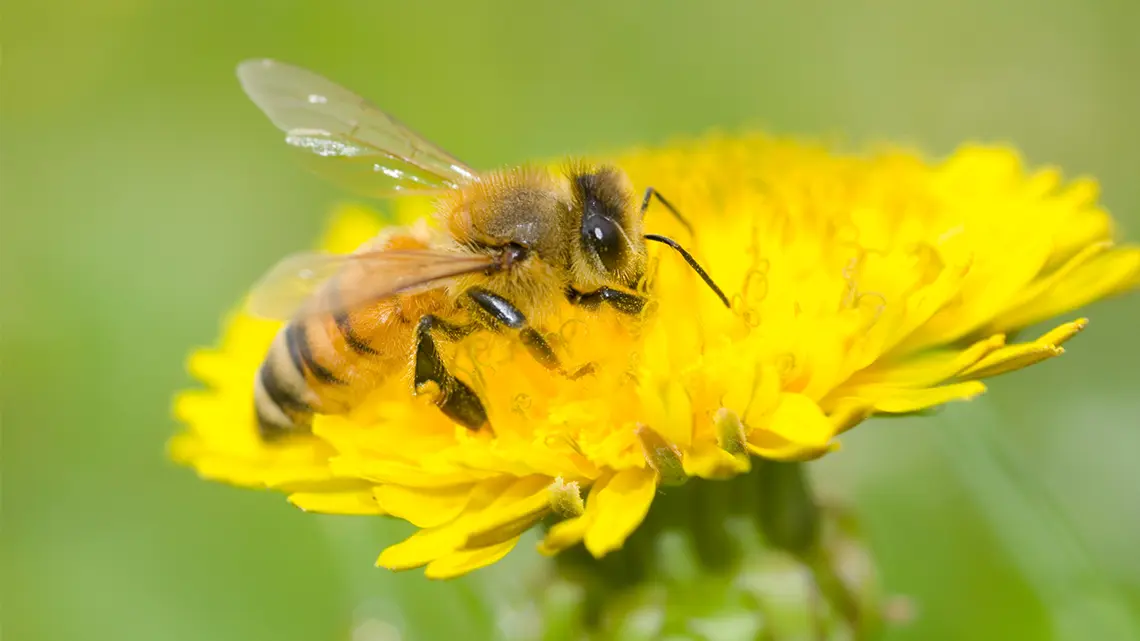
[4,1,1139,640]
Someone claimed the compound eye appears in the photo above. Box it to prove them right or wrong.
[583,215,623,273]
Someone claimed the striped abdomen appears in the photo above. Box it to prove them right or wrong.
[251,227,466,441]
[253,299,418,441]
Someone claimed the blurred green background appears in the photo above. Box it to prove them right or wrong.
[3,1,1139,640]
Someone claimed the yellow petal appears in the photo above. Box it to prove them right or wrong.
[185,351,238,389]
[746,433,838,462]
[1047,203,1112,269]
[167,432,203,466]
[317,204,384,253]
[762,393,835,449]
[1036,317,1090,347]
[372,483,474,529]
[538,514,593,555]
[871,381,986,414]
[958,344,1062,379]
[848,334,1006,388]
[424,538,520,580]
[989,246,1140,331]
[460,475,553,539]
[959,319,1086,379]
[682,440,751,479]
[823,397,876,435]
[583,468,658,557]
[465,509,548,549]
[986,242,1110,331]
[263,469,351,492]
[741,363,783,428]
[332,458,492,488]
[376,526,468,572]
[744,389,840,461]
[288,490,384,515]
[376,477,515,570]
[638,378,694,448]
[376,475,553,571]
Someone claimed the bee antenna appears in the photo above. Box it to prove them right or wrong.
[643,234,731,309]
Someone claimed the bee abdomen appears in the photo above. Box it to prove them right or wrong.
[286,322,348,385]
[334,309,380,355]
[253,328,317,441]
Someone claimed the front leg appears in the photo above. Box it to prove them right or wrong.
[465,287,593,378]
[566,286,647,316]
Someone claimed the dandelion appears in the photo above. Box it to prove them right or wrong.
[170,133,1138,592]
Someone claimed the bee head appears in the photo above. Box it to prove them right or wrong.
[570,166,645,287]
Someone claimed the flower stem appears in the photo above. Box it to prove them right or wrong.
[546,460,887,639]
[799,541,865,636]
[755,459,820,557]
[755,458,880,639]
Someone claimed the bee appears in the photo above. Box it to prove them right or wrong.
[237,59,730,441]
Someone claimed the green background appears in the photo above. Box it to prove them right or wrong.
[4,1,1139,640]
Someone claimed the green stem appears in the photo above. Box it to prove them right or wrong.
[548,459,885,639]
[754,459,820,556]
[755,459,879,638]
[799,543,870,639]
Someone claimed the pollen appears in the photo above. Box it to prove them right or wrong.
[170,134,1140,577]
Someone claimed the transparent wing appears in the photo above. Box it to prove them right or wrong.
[237,58,479,197]
[246,248,496,320]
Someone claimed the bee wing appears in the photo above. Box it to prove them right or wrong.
[246,248,497,321]
[237,58,478,197]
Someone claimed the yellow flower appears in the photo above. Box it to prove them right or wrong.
[170,133,1140,578]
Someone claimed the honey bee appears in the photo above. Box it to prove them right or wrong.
[237,59,730,441]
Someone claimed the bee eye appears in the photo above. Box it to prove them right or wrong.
[582,214,623,273]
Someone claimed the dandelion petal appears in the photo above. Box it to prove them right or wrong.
[583,468,658,557]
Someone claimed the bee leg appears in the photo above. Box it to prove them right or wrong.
[413,315,487,431]
[640,186,694,236]
[465,287,593,379]
[566,286,647,316]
